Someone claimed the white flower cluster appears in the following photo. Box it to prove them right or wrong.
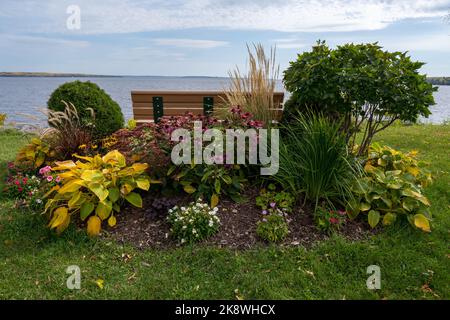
[167,199,220,244]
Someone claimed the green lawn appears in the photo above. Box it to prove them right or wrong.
[0,125,449,299]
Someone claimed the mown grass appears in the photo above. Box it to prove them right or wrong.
[0,125,448,300]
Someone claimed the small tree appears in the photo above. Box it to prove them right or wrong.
[283,41,437,155]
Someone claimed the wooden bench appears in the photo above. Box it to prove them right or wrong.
[131,90,284,123]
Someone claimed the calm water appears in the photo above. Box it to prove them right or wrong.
[0,77,449,126]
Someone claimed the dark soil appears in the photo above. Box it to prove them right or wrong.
[107,187,374,250]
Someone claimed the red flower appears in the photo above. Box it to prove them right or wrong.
[22,177,28,184]
[18,187,23,192]
[14,180,20,186]
[329,217,339,224]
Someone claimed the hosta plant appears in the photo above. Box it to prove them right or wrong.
[348,143,433,232]
[44,150,156,236]
[167,200,220,244]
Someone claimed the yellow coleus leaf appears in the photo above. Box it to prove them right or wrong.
[96,201,112,220]
[56,213,71,234]
[87,215,102,237]
[52,160,76,171]
[102,150,126,167]
[414,214,431,232]
[120,183,133,195]
[211,194,219,208]
[58,171,75,179]
[131,163,148,173]
[136,177,150,191]
[81,169,104,182]
[48,207,68,229]
[364,163,376,173]
[58,179,83,194]
[68,191,82,209]
[108,215,117,227]
[88,182,109,201]
[95,279,104,289]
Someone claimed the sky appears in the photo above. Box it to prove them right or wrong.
[0,0,449,77]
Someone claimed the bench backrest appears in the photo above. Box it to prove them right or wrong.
[131,90,284,122]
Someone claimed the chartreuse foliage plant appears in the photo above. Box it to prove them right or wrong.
[15,137,55,169]
[348,143,433,232]
[44,150,156,236]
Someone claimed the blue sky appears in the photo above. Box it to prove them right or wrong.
[0,0,449,76]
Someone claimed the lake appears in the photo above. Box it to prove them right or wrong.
[0,76,449,126]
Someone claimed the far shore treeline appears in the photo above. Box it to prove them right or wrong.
[427,77,450,86]
[1,72,450,85]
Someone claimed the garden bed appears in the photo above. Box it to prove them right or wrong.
[108,187,374,250]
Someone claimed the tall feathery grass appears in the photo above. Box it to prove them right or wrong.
[43,101,95,158]
[275,112,362,211]
[217,43,280,126]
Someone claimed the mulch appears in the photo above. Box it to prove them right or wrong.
[106,187,374,250]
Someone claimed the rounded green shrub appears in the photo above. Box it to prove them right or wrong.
[47,81,124,138]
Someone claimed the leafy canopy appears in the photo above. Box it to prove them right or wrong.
[283,41,437,155]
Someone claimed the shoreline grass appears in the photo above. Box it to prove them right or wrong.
[0,124,448,299]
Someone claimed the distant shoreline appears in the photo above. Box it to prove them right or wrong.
[0,72,227,79]
[0,72,122,78]
[1,72,449,85]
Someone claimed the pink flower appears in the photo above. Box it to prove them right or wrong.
[55,176,61,183]
[7,162,14,169]
[46,175,53,182]
[39,166,52,176]
[262,210,268,215]
[18,187,23,192]
[270,202,276,208]
[338,210,346,216]
[14,180,20,186]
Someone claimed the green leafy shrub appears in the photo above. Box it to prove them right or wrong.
[283,41,436,155]
[348,143,433,232]
[167,200,220,244]
[256,183,295,213]
[256,213,289,242]
[44,150,156,236]
[47,81,124,138]
[275,112,361,211]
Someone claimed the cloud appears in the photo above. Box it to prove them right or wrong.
[1,0,449,34]
[0,34,90,48]
[274,38,308,49]
[152,38,229,48]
